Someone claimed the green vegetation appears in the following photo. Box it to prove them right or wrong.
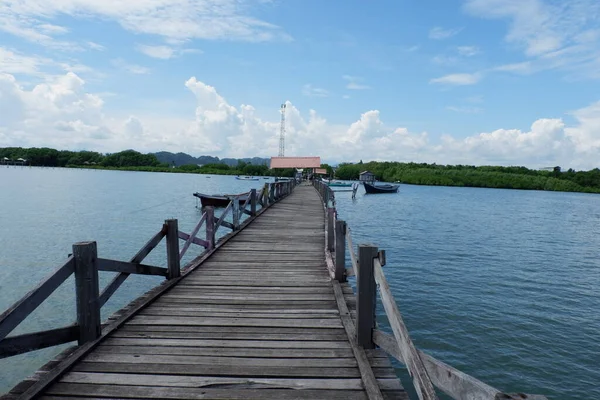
[0,147,294,177]
[335,162,600,193]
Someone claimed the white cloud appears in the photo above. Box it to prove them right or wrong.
[429,27,462,40]
[0,47,94,77]
[38,24,69,35]
[463,0,600,79]
[457,46,480,56]
[493,61,534,74]
[111,59,150,75]
[446,106,483,113]
[302,84,329,98]
[137,45,175,60]
[0,0,291,47]
[430,73,482,85]
[87,42,105,51]
[2,72,600,169]
[343,75,371,90]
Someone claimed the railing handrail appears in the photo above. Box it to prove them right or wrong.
[0,180,296,361]
[312,178,548,400]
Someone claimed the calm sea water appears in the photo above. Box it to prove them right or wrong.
[1,168,599,399]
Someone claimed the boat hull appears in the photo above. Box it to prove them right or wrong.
[327,183,352,187]
[363,182,399,194]
[193,192,249,207]
[236,176,259,181]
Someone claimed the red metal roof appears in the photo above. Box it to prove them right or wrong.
[270,157,321,169]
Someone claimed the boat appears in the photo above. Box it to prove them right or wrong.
[327,181,352,188]
[193,192,249,208]
[263,177,270,179]
[236,176,259,181]
[363,182,399,194]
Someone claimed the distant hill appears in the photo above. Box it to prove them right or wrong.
[154,152,269,167]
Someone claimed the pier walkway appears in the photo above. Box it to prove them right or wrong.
[2,185,405,400]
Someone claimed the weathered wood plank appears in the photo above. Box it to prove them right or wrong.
[95,345,355,358]
[96,258,167,277]
[98,228,166,307]
[83,353,359,367]
[374,261,438,400]
[102,337,351,349]
[71,363,368,378]
[179,212,207,259]
[110,331,349,341]
[127,316,343,328]
[177,231,209,248]
[60,372,403,390]
[0,325,78,359]
[332,281,384,400]
[46,383,372,399]
[0,257,74,341]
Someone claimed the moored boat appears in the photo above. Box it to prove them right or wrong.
[327,181,352,187]
[236,176,259,181]
[193,192,249,207]
[363,182,399,194]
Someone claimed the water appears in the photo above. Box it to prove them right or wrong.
[1,168,598,399]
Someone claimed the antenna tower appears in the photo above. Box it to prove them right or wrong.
[279,103,286,157]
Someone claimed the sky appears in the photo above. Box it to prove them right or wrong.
[1,0,600,169]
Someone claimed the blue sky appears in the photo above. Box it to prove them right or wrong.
[1,0,600,168]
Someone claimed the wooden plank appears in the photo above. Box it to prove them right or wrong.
[83,353,359,367]
[60,372,403,390]
[374,261,438,400]
[177,231,208,249]
[335,220,347,282]
[0,257,74,341]
[161,294,335,301]
[96,258,167,277]
[137,310,339,319]
[373,330,551,400]
[96,345,354,358]
[346,227,359,278]
[179,212,207,259]
[332,281,384,400]
[116,326,346,334]
[127,316,343,328]
[0,325,78,359]
[110,331,349,341]
[72,362,364,378]
[98,228,165,307]
[46,383,371,399]
[102,337,351,349]
[213,202,232,235]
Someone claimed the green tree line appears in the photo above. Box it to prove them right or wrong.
[335,162,600,193]
[0,147,296,177]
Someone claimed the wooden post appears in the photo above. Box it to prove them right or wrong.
[269,184,275,203]
[205,207,215,249]
[73,241,101,345]
[232,197,240,230]
[250,188,257,216]
[165,219,180,280]
[327,208,335,252]
[263,183,269,207]
[357,245,378,349]
[335,220,347,282]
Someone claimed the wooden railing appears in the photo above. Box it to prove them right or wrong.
[313,179,548,400]
[0,180,296,360]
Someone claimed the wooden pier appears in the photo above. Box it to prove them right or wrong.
[1,181,548,400]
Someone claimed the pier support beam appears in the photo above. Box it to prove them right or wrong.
[335,220,347,282]
[205,207,215,249]
[327,208,335,253]
[250,189,257,216]
[73,241,101,345]
[357,244,378,349]
[165,219,181,279]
